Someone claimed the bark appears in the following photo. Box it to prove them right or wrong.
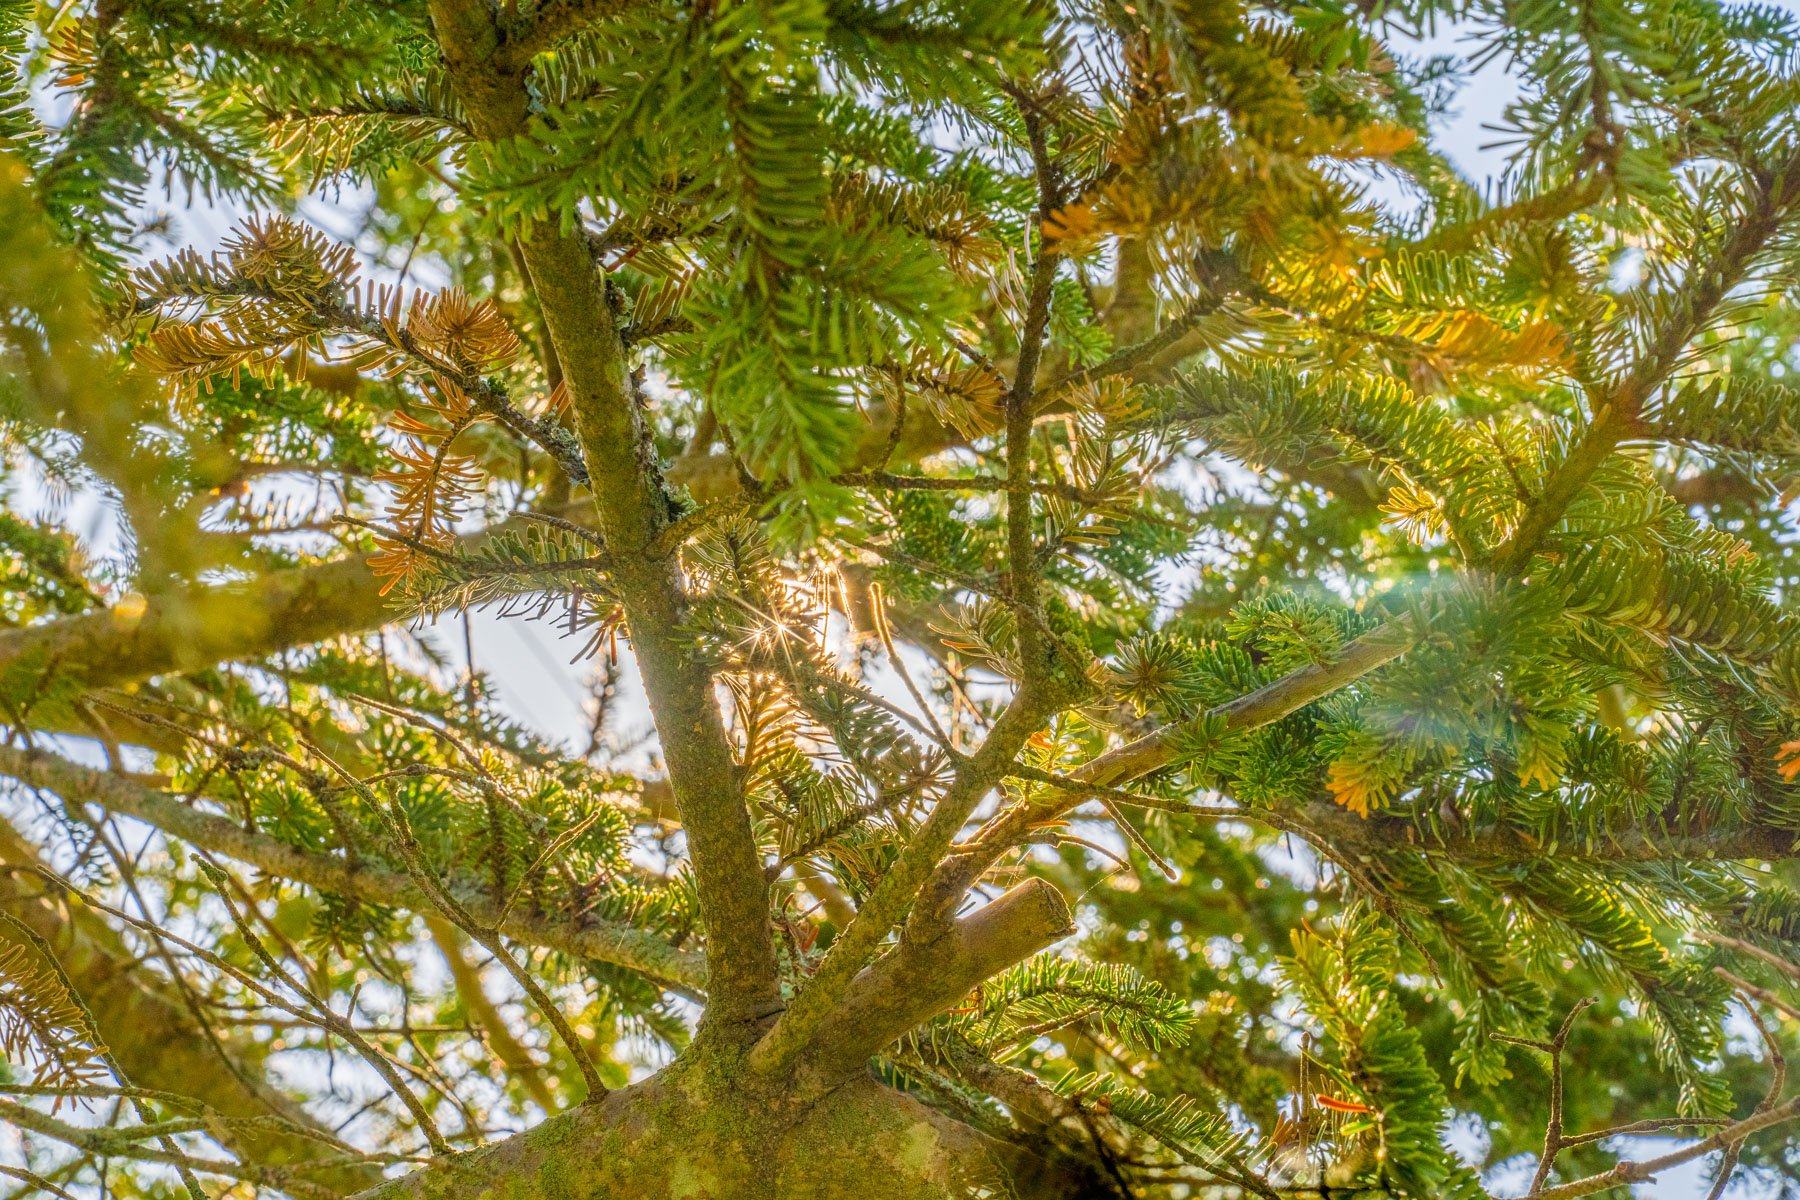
[429,0,783,1034]
[355,1058,1119,1200]
[802,878,1073,1080]
[0,554,391,698]
[0,499,602,706]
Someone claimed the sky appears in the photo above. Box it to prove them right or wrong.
[398,16,1534,750]
[16,6,1800,1196]
[414,15,1798,1195]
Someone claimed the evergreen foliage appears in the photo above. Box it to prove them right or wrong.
[0,0,1798,1197]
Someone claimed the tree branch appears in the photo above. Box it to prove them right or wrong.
[749,689,1056,1076]
[923,625,1414,908]
[496,0,636,71]
[905,149,1800,919]
[804,877,1074,1077]
[1532,1091,1800,1200]
[0,745,705,992]
[0,815,385,1193]
[1003,78,1062,691]
[1498,152,1800,577]
[0,1095,343,1200]
[1493,996,1595,1195]
[429,0,782,1029]
[343,756,608,1102]
[0,554,395,700]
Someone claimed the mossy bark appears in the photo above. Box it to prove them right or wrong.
[357,1059,1116,1200]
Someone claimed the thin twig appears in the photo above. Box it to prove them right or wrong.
[0,913,211,1200]
[1493,996,1595,1196]
[869,580,955,752]
[0,1097,341,1200]
[1714,967,1800,1021]
[1703,998,1786,1200]
[195,857,455,1154]
[1534,1092,1800,1200]
[1558,1116,1729,1149]
[1698,930,1800,984]
[308,745,609,1102]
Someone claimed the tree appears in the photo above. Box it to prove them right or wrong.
[2,0,1800,1195]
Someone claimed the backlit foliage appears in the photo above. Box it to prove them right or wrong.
[0,0,1799,1196]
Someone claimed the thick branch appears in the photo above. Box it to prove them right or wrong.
[0,500,597,704]
[429,0,781,1027]
[750,688,1056,1074]
[0,554,393,699]
[805,877,1074,1079]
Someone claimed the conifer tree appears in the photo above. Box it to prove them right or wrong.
[4,0,1800,1196]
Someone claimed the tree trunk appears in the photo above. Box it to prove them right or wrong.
[358,1059,1116,1200]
